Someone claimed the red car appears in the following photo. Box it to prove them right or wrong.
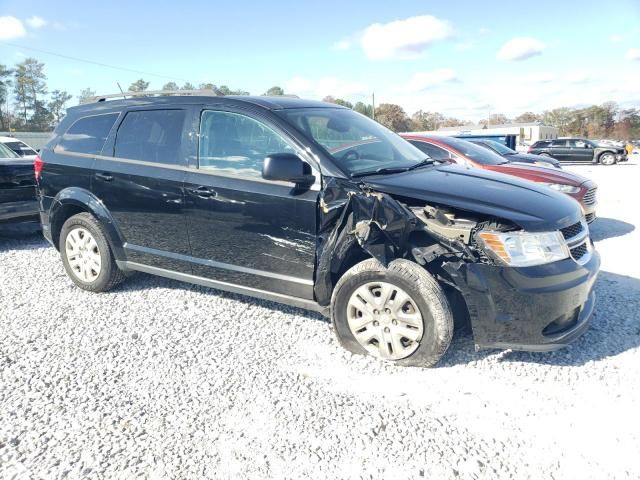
[401,135,598,223]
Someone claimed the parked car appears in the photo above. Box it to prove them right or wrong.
[468,138,561,168]
[528,138,628,165]
[402,135,598,224]
[0,136,39,160]
[0,142,39,224]
[37,94,599,367]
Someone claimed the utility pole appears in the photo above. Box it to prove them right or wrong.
[372,93,376,120]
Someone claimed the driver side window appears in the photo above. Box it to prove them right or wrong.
[199,110,294,177]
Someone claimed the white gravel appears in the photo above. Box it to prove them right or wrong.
[1,160,639,479]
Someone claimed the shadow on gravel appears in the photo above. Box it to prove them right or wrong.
[589,217,635,242]
[441,271,640,367]
[113,271,328,323]
[0,223,47,253]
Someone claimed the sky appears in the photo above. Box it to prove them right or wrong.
[1,0,639,120]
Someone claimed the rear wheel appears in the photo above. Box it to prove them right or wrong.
[331,258,454,367]
[59,213,125,292]
[599,152,616,166]
[538,152,552,158]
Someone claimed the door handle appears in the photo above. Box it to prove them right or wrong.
[189,186,217,198]
[95,172,113,182]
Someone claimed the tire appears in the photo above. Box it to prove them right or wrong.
[538,152,552,158]
[331,258,454,367]
[599,152,616,166]
[59,212,126,292]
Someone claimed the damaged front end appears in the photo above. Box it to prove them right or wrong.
[315,177,599,352]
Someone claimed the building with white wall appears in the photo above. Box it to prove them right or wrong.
[429,122,559,145]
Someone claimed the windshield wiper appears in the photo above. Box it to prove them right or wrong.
[350,166,412,178]
[406,158,436,170]
[350,158,436,178]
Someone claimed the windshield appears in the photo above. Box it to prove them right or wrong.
[0,142,20,159]
[479,140,516,155]
[438,137,508,165]
[276,108,426,175]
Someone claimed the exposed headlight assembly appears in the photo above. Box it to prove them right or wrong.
[539,182,580,194]
[478,230,570,267]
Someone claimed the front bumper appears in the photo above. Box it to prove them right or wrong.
[445,248,600,351]
[617,153,628,162]
[0,199,39,222]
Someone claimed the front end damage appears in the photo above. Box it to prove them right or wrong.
[315,178,599,352]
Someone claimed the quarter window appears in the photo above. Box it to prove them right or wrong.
[199,110,294,177]
[114,110,186,165]
[58,113,119,155]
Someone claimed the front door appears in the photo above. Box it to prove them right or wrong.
[93,107,192,272]
[183,108,319,299]
[569,139,594,162]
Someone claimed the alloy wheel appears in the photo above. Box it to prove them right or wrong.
[65,227,102,283]
[346,281,424,360]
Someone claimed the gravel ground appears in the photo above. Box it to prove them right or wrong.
[1,160,639,479]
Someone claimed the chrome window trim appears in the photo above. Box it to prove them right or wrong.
[53,146,321,190]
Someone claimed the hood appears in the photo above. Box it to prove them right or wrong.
[492,162,592,186]
[360,164,582,231]
[508,152,560,166]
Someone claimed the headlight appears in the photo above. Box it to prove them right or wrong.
[539,182,580,194]
[477,230,570,267]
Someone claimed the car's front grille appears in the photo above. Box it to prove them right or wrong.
[560,222,584,241]
[570,242,589,262]
[583,186,597,206]
[585,212,596,224]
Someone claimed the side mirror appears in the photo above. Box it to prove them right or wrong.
[262,153,315,186]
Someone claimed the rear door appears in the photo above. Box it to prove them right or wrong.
[183,106,319,299]
[550,139,571,161]
[93,107,192,272]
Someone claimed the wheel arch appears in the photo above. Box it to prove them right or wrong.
[49,187,125,260]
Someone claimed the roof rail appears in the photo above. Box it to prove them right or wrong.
[82,89,219,104]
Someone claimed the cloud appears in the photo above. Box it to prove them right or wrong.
[496,37,545,61]
[406,69,458,91]
[626,48,640,61]
[609,34,623,43]
[360,15,453,60]
[333,39,352,50]
[0,16,27,40]
[26,16,47,29]
[566,72,590,84]
[284,76,369,99]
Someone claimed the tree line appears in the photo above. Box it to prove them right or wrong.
[1,57,638,139]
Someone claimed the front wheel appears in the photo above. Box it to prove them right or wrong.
[59,213,126,292]
[331,259,454,367]
[599,152,616,165]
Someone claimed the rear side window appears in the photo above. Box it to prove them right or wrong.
[551,140,568,147]
[58,113,119,155]
[409,141,451,161]
[199,110,294,177]
[114,109,186,165]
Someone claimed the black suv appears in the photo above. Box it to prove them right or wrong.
[37,93,600,366]
[529,138,628,165]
